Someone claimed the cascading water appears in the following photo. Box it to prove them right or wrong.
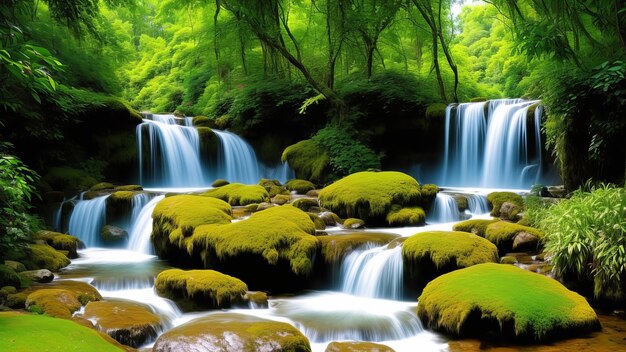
[441,99,544,188]
[67,195,109,247]
[128,195,165,254]
[428,193,461,223]
[130,193,151,225]
[53,196,76,232]
[213,129,262,184]
[467,193,489,215]
[137,114,205,187]
[340,245,404,299]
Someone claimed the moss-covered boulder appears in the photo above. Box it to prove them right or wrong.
[487,192,524,217]
[0,265,23,288]
[0,312,127,352]
[272,194,291,205]
[100,225,129,244]
[155,269,248,311]
[152,313,311,352]
[26,244,71,271]
[325,341,395,352]
[282,139,330,184]
[192,115,214,127]
[292,197,319,211]
[319,233,398,264]
[403,231,499,290]
[211,178,229,187]
[24,281,102,318]
[318,171,426,226]
[307,212,326,230]
[3,260,26,273]
[21,269,54,283]
[485,221,544,253]
[36,231,80,259]
[342,218,365,229]
[259,179,289,197]
[190,205,319,291]
[286,179,316,194]
[151,195,232,260]
[83,300,162,347]
[90,182,114,191]
[204,183,269,206]
[106,191,135,218]
[114,185,143,191]
[385,206,425,226]
[417,263,600,341]
[319,211,341,226]
[452,219,499,237]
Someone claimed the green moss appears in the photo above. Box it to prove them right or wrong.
[403,231,498,273]
[90,182,114,191]
[319,233,398,263]
[152,195,232,256]
[192,115,214,127]
[484,221,544,251]
[487,192,524,217]
[500,256,517,264]
[342,218,365,229]
[425,103,448,120]
[6,292,27,308]
[3,260,26,273]
[43,167,98,192]
[291,198,319,211]
[259,179,283,188]
[285,179,316,194]
[417,263,600,340]
[272,194,291,205]
[326,341,395,352]
[386,206,425,226]
[155,269,248,308]
[26,244,70,271]
[191,205,319,276]
[452,219,500,237]
[0,264,21,288]
[318,171,422,225]
[204,183,269,206]
[258,179,289,197]
[307,213,326,230]
[113,185,143,191]
[453,195,469,211]
[281,139,330,184]
[211,179,230,187]
[0,312,124,351]
[153,313,311,352]
[26,289,81,318]
[37,231,79,259]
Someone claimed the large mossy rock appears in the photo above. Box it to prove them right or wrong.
[25,243,71,271]
[24,281,102,318]
[36,231,80,259]
[0,312,127,352]
[318,233,398,264]
[417,263,600,341]
[402,231,498,290]
[281,139,331,184]
[325,341,395,352]
[204,183,269,206]
[484,221,544,253]
[152,313,311,352]
[318,171,428,226]
[0,265,25,288]
[487,192,524,217]
[151,195,232,260]
[285,179,316,194]
[452,219,499,237]
[190,205,319,291]
[155,269,248,311]
[385,205,425,226]
[83,300,162,348]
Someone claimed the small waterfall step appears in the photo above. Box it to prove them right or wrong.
[213,129,261,184]
[128,195,165,254]
[428,193,461,223]
[67,195,109,247]
[340,244,404,300]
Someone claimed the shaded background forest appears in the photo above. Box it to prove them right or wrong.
[1,0,625,198]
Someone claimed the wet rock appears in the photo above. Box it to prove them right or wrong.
[453,195,469,212]
[3,260,26,273]
[342,218,365,229]
[21,269,54,283]
[211,179,230,187]
[548,185,567,198]
[271,194,291,205]
[83,300,163,348]
[100,225,128,244]
[499,201,522,221]
[292,198,319,212]
[319,211,340,226]
[326,341,396,352]
[243,291,268,309]
[500,256,517,265]
[512,231,539,252]
[306,189,320,197]
[152,313,311,352]
[257,202,275,211]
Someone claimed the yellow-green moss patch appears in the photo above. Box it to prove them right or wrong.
[90,182,114,191]
[417,263,600,340]
[191,205,319,276]
[452,218,499,237]
[26,244,70,271]
[26,289,81,318]
[325,341,395,352]
[37,231,79,259]
[487,192,524,217]
[113,185,143,191]
[403,231,498,269]
[319,233,398,263]
[386,206,425,226]
[211,179,229,187]
[286,179,316,194]
[0,312,124,352]
[318,171,422,225]
[152,313,311,352]
[155,269,247,309]
[204,183,269,206]
[485,221,544,252]
[282,139,330,184]
[292,198,319,211]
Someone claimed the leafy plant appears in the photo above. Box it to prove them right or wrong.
[538,185,626,302]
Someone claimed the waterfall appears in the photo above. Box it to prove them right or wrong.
[67,195,110,247]
[213,130,261,184]
[128,195,165,254]
[53,196,77,232]
[467,193,489,215]
[441,99,543,188]
[428,193,461,223]
[340,245,404,300]
[130,193,151,224]
[137,114,205,187]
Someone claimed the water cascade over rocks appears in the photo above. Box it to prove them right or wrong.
[212,129,262,184]
[428,193,461,223]
[67,195,109,247]
[441,99,545,188]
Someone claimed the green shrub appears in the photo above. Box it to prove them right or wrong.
[538,185,626,301]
